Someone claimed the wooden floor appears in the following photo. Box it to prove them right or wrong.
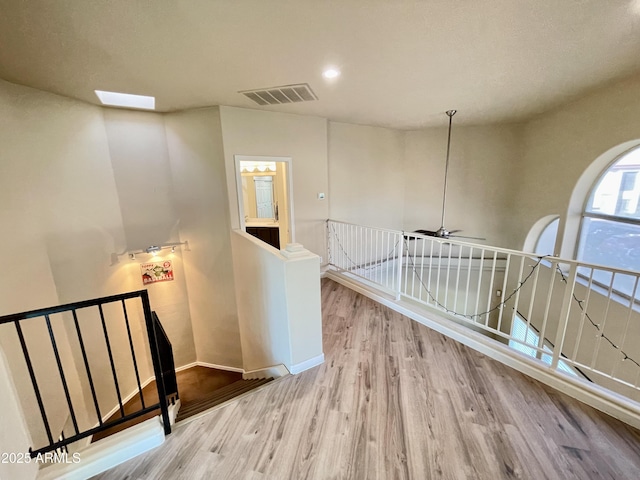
[93,366,242,441]
[95,279,640,479]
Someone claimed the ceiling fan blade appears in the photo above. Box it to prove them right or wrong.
[412,229,439,237]
[449,234,486,241]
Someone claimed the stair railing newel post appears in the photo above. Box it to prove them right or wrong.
[141,291,172,435]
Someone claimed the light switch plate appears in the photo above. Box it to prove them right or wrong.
[318,192,325,200]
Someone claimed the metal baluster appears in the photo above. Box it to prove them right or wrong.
[552,263,578,370]
[474,249,485,323]
[394,233,403,297]
[411,236,417,298]
[427,239,435,306]
[15,320,54,446]
[419,237,426,303]
[525,258,541,336]
[122,300,145,408]
[611,276,639,381]
[590,271,616,371]
[71,309,102,425]
[99,305,125,418]
[571,267,594,366]
[454,245,462,313]
[44,314,79,435]
[497,254,511,333]
[537,261,558,357]
[509,256,526,333]
[435,242,443,307]
[142,292,171,435]
[464,247,473,315]
[485,251,497,326]
[444,244,453,310]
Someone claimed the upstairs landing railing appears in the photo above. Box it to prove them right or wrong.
[0,290,177,457]
[327,219,640,405]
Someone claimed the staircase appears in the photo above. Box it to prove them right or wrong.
[176,378,273,422]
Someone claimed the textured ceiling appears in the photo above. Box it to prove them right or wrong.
[1,0,640,128]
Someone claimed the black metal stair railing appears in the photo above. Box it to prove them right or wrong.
[0,290,177,457]
[152,312,178,405]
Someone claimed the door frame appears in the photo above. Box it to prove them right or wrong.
[234,155,295,245]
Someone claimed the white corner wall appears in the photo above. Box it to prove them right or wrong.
[164,107,243,367]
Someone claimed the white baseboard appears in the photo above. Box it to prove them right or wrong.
[38,417,164,480]
[326,270,640,431]
[175,362,197,373]
[288,354,325,374]
[243,364,289,380]
[98,375,155,427]
[196,361,244,373]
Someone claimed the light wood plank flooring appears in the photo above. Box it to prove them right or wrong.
[94,279,640,479]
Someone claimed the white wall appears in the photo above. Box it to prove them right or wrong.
[220,106,329,260]
[403,124,521,248]
[103,108,196,368]
[0,79,147,449]
[328,122,405,230]
[164,108,243,368]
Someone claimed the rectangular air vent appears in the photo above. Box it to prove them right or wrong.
[239,83,318,106]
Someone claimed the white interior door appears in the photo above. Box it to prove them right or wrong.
[254,176,274,218]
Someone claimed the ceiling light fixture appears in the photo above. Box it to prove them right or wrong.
[322,68,341,79]
[94,90,156,110]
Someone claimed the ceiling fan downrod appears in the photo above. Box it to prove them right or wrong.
[439,109,457,237]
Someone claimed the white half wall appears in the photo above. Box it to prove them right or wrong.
[230,231,323,373]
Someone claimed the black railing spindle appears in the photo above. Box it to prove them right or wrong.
[14,320,54,446]
[98,304,125,418]
[142,293,171,435]
[122,299,145,409]
[71,309,103,425]
[44,314,79,435]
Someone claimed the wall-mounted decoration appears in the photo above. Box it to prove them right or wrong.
[141,261,174,285]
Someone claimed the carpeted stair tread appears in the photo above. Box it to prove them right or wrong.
[176,378,273,421]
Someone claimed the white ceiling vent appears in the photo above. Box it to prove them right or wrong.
[239,83,318,106]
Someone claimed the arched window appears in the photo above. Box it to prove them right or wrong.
[577,147,640,296]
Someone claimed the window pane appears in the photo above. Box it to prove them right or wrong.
[535,218,559,255]
[578,217,640,272]
[577,217,640,298]
[586,149,640,220]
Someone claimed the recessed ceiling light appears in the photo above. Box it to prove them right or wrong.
[94,90,156,110]
[322,68,341,79]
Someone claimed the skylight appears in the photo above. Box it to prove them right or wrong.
[94,90,156,110]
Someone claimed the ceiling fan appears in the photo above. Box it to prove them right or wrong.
[413,109,485,241]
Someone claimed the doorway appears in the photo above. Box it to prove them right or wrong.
[235,155,294,249]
